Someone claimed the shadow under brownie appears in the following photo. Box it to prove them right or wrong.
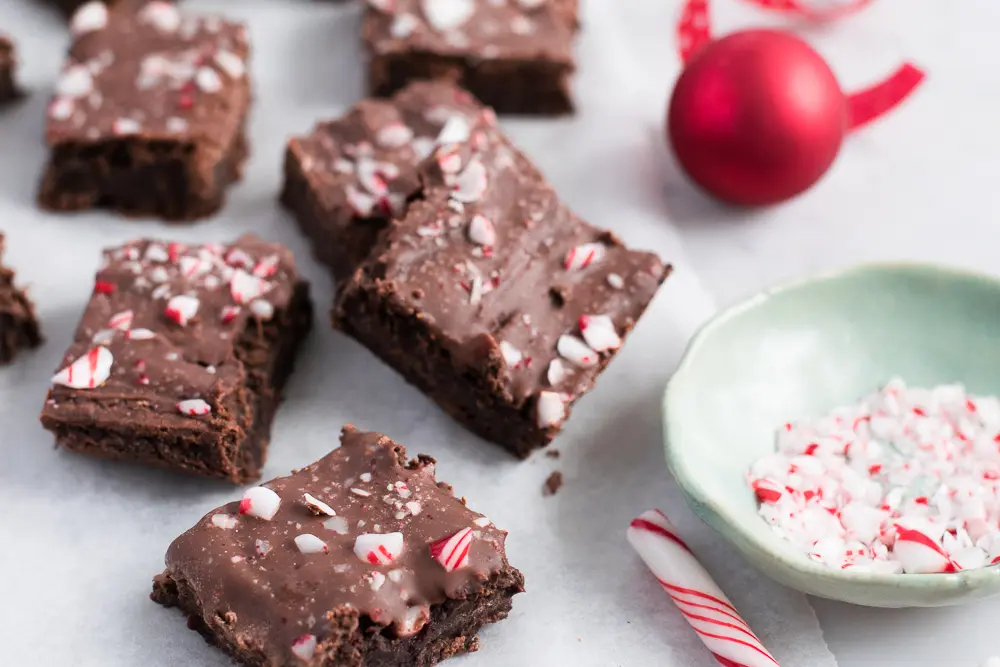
[39,1,251,221]
[39,234,312,482]
[334,110,670,457]
[152,425,524,666]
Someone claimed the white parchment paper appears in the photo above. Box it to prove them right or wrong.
[0,2,838,665]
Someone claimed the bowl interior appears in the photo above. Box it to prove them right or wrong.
[665,264,1000,607]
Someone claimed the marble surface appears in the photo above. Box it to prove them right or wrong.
[0,0,997,665]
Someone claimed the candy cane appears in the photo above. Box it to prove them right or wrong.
[675,0,924,133]
[627,510,780,667]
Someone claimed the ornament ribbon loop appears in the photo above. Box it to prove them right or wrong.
[743,0,874,21]
[846,63,926,132]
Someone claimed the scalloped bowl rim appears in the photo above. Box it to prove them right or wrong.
[663,261,1000,606]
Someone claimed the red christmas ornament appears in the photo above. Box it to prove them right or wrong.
[668,0,925,207]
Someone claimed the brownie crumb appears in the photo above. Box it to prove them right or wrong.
[543,471,563,496]
[545,449,561,459]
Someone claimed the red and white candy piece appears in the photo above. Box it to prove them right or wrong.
[564,242,605,271]
[107,310,134,331]
[536,391,565,428]
[164,295,199,326]
[294,534,329,554]
[240,486,281,520]
[303,493,336,517]
[394,605,430,637]
[579,314,622,352]
[628,510,781,667]
[377,122,414,148]
[556,335,598,368]
[892,522,954,574]
[177,398,211,416]
[546,359,568,386]
[230,270,270,304]
[354,532,404,564]
[139,1,181,33]
[290,634,317,661]
[252,255,280,278]
[467,214,496,246]
[52,347,113,389]
[437,115,471,145]
[429,527,473,572]
[499,341,523,369]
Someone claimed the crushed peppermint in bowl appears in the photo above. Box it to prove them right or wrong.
[664,263,1000,607]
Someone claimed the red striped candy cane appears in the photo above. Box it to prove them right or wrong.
[627,510,780,667]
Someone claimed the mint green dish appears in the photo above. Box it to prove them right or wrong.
[664,263,1000,608]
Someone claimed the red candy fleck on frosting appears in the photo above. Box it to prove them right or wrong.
[354,532,404,564]
[93,280,116,295]
[429,527,473,572]
[220,305,241,324]
[176,398,211,416]
[52,346,114,389]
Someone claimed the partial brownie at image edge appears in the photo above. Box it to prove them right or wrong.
[39,235,312,482]
[38,1,251,221]
[0,234,43,364]
[363,0,578,115]
[280,80,485,284]
[0,35,21,104]
[334,111,669,458]
[152,425,524,667]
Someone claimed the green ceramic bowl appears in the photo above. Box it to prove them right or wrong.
[664,263,1000,608]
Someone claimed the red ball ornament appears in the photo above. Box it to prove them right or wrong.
[668,30,846,207]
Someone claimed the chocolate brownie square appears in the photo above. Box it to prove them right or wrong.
[363,0,578,115]
[152,425,524,666]
[0,235,42,363]
[334,110,670,457]
[0,35,21,105]
[281,80,485,283]
[38,1,251,221]
[39,235,312,482]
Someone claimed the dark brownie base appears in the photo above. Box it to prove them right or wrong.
[152,566,524,667]
[0,37,20,105]
[334,281,613,459]
[38,125,249,222]
[369,54,573,116]
[0,277,42,364]
[41,281,312,482]
[280,146,387,283]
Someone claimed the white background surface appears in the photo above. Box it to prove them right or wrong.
[0,0,996,665]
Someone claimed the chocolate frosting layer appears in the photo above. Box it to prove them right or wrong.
[162,426,512,661]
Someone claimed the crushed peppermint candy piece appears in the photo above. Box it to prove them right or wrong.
[367,0,396,11]
[303,493,336,516]
[437,145,463,174]
[107,310,134,331]
[395,605,430,638]
[71,2,109,35]
[323,516,350,534]
[556,334,598,367]
[220,305,241,324]
[290,634,317,661]
[230,270,270,304]
[405,501,422,516]
[196,67,222,93]
[91,329,115,345]
[127,328,155,341]
[450,158,488,203]
[354,532,404,564]
[254,539,271,557]
[473,516,492,527]
[437,115,471,145]
[517,0,548,8]
[164,294,199,326]
[606,273,625,289]
[420,0,475,31]
[294,533,329,554]
[177,398,211,416]
[499,341,523,368]
[240,486,281,520]
[564,242,605,270]
[249,300,275,321]
[750,379,1000,574]
[52,347,113,389]
[546,359,568,386]
[112,118,141,136]
[214,50,245,79]
[536,391,565,428]
[210,513,238,529]
[369,571,387,591]
[579,314,622,352]
[57,65,94,98]
[467,214,496,246]
[140,2,181,33]
[376,122,414,148]
[429,527,473,572]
